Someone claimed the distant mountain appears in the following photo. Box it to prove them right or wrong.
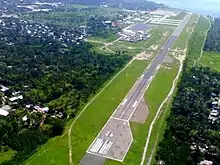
[68,0,164,10]
[6,0,164,11]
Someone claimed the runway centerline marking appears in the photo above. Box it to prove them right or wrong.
[132,101,138,108]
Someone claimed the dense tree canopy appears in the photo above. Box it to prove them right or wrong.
[156,67,220,165]
[204,18,220,52]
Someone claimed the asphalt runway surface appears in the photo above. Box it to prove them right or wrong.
[84,13,191,163]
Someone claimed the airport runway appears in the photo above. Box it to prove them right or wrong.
[85,13,191,163]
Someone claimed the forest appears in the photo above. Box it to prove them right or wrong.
[156,67,220,165]
[0,17,131,164]
[204,18,220,52]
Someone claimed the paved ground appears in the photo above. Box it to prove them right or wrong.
[85,13,191,163]
[87,118,132,161]
[163,56,174,63]
[80,153,106,165]
[130,98,149,124]
[129,23,152,31]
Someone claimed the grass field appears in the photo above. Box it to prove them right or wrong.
[0,150,15,164]
[105,60,179,165]
[147,85,178,165]
[198,51,220,72]
[168,12,187,20]
[186,16,210,68]
[24,60,149,165]
[88,34,118,43]
[142,60,179,164]
[173,14,199,50]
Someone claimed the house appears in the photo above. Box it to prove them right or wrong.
[0,109,9,116]
[208,109,219,122]
[12,91,21,96]
[200,160,213,165]
[0,85,9,92]
[22,115,28,121]
[9,95,23,102]
[34,106,49,113]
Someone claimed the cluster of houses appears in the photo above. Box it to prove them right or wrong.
[0,17,84,47]
[209,93,220,122]
[118,29,151,42]
[16,1,62,13]
[0,85,49,117]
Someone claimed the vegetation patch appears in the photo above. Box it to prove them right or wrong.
[198,51,220,72]
[186,16,210,68]
[204,18,220,52]
[0,149,15,164]
[156,67,220,165]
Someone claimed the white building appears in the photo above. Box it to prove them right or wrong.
[9,95,23,102]
[0,109,9,116]
[0,85,9,92]
[200,160,213,165]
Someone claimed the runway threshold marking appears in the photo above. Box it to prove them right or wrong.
[90,138,104,153]
[98,141,113,155]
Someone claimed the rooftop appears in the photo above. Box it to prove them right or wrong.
[0,109,9,116]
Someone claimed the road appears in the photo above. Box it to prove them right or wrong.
[85,13,191,163]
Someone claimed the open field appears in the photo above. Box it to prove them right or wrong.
[24,60,148,165]
[105,59,179,165]
[0,150,15,164]
[186,16,210,68]
[88,34,118,43]
[198,51,220,72]
[142,60,179,164]
[167,12,187,20]
[173,13,199,50]
[147,86,178,165]
[143,58,181,165]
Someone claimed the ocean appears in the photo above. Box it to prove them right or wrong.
[151,0,220,17]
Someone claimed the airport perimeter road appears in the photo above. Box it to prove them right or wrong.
[85,13,191,163]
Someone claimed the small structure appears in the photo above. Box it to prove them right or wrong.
[9,95,23,102]
[22,115,28,121]
[34,106,49,113]
[0,85,9,92]
[200,160,213,165]
[0,109,9,116]
[208,94,220,122]
[208,109,219,122]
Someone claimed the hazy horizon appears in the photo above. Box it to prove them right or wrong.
[151,0,220,16]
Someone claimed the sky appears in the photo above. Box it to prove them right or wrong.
[150,0,220,16]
